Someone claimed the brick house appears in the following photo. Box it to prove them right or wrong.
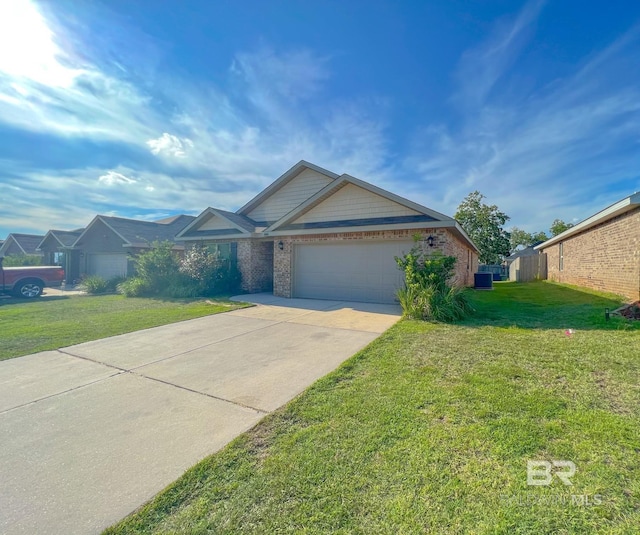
[535,192,640,301]
[177,161,479,304]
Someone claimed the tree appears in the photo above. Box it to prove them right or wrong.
[550,219,574,236]
[509,227,549,252]
[530,231,549,244]
[509,227,533,252]
[455,191,511,264]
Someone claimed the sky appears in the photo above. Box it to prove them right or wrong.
[1,0,639,239]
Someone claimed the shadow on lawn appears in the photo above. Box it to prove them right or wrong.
[0,295,71,306]
[461,281,640,331]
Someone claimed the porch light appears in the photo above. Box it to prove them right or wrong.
[426,235,435,247]
[278,241,284,251]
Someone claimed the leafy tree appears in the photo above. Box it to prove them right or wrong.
[455,191,511,264]
[509,227,549,252]
[530,231,549,244]
[550,219,574,236]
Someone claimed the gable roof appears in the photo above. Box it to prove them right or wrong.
[535,192,640,250]
[0,233,45,256]
[237,160,339,218]
[74,214,195,248]
[265,174,454,232]
[37,229,84,250]
[506,245,539,262]
[176,208,256,240]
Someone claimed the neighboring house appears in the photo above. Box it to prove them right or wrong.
[69,215,195,280]
[505,245,540,266]
[535,192,640,301]
[177,161,479,304]
[36,229,84,278]
[0,233,45,258]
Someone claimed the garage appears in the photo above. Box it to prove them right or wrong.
[293,241,414,303]
[87,253,128,279]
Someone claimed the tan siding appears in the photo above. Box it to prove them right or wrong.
[294,184,420,224]
[199,214,238,231]
[542,206,640,301]
[247,168,333,223]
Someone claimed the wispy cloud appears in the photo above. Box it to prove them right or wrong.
[147,133,194,158]
[0,3,388,235]
[407,5,640,233]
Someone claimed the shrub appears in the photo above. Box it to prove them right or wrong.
[179,245,223,296]
[118,242,241,298]
[395,246,473,322]
[78,275,109,294]
[1,255,43,266]
[116,277,149,297]
[132,241,181,296]
[77,275,125,294]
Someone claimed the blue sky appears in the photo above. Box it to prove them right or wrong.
[1,0,639,239]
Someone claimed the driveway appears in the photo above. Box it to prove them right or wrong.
[0,295,400,535]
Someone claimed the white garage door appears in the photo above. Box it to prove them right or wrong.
[293,241,414,304]
[87,253,128,279]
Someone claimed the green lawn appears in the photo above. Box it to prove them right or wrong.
[106,282,640,535]
[0,294,247,361]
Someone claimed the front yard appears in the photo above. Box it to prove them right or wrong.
[0,295,247,361]
[105,282,640,534]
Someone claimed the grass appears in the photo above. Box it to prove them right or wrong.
[105,281,640,534]
[0,294,247,361]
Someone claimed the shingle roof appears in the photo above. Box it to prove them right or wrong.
[4,233,45,254]
[50,229,84,246]
[212,209,257,232]
[100,215,196,245]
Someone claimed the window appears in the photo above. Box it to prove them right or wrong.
[559,242,564,271]
[53,252,66,266]
[207,242,237,262]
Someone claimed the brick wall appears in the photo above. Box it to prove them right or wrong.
[543,207,640,301]
[273,228,477,298]
[237,240,274,293]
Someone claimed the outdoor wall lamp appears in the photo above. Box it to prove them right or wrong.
[278,241,284,251]
[426,235,435,247]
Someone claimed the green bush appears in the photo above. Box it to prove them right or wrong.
[1,255,43,266]
[78,275,109,294]
[116,277,149,297]
[133,241,181,295]
[118,242,241,298]
[395,246,473,322]
[77,275,125,294]
[179,245,223,296]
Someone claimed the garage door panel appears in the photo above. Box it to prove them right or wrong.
[293,241,413,304]
[87,254,128,279]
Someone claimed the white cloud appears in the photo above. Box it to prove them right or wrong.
[98,171,136,185]
[146,133,194,158]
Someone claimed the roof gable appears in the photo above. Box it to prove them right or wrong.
[0,233,45,255]
[38,230,84,250]
[74,215,195,248]
[176,208,255,240]
[265,175,452,232]
[238,161,338,224]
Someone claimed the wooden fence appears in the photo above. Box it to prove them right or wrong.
[509,254,547,282]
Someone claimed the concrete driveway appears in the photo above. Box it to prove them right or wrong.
[0,295,400,535]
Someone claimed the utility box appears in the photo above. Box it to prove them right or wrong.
[474,272,493,290]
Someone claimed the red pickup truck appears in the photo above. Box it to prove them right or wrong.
[0,258,65,298]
